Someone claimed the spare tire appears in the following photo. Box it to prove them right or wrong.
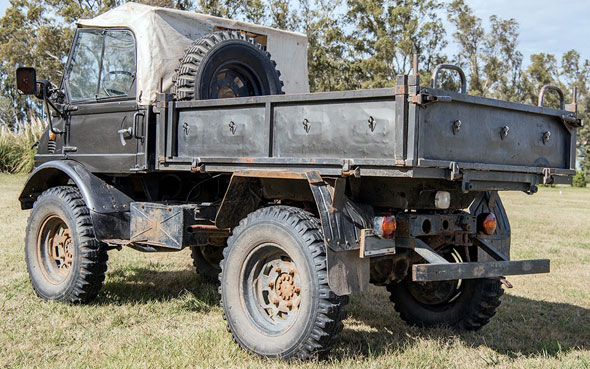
[173,31,284,100]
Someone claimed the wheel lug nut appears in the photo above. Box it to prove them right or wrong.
[294,287,301,294]
[289,269,296,276]
[268,281,274,288]
[276,267,282,273]
[286,302,293,309]
[273,298,279,306]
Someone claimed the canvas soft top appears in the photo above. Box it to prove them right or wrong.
[76,2,309,105]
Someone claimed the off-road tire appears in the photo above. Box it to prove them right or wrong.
[25,186,108,304]
[190,245,223,283]
[173,30,284,100]
[387,277,503,330]
[219,206,347,359]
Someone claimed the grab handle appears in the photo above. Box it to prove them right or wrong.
[431,64,467,94]
[538,85,565,110]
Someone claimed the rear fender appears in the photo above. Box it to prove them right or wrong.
[215,170,371,296]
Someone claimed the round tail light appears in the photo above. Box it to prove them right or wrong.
[478,213,497,235]
[373,214,397,239]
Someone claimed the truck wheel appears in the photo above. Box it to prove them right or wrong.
[25,186,108,304]
[173,30,283,100]
[219,206,347,359]
[190,245,223,283]
[387,246,503,330]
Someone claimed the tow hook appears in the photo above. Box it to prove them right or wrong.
[490,276,513,288]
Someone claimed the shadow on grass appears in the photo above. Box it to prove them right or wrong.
[339,291,590,360]
[94,266,589,360]
[95,266,220,310]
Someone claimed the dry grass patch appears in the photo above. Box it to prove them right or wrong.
[0,174,589,368]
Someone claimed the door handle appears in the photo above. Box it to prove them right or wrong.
[133,111,145,141]
[118,127,133,146]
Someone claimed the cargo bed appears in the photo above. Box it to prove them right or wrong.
[153,76,578,192]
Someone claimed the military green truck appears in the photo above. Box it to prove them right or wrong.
[15,2,580,360]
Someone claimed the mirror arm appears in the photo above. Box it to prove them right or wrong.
[43,89,65,134]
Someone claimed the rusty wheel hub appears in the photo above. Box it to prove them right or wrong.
[242,243,303,331]
[37,215,74,284]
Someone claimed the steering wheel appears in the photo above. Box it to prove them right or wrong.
[102,70,133,97]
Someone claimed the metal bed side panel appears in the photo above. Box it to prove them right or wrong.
[273,99,398,160]
[416,96,572,171]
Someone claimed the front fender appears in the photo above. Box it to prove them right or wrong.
[19,160,132,240]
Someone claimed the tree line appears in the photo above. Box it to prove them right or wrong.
[0,0,588,176]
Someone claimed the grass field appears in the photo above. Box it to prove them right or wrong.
[0,174,589,369]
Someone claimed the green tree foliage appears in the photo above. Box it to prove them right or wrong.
[1,0,590,179]
[345,0,447,89]
[447,0,522,99]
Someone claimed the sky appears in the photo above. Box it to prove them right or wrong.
[441,0,590,65]
[0,0,589,65]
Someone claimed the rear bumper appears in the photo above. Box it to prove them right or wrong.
[412,259,550,282]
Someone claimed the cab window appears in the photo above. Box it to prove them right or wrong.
[67,29,136,101]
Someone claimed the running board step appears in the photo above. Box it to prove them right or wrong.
[412,259,550,282]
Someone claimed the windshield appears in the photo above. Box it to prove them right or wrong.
[67,29,136,101]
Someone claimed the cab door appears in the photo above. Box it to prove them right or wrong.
[62,28,144,174]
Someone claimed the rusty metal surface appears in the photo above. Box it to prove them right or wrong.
[187,224,231,235]
[130,202,208,249]
[412,259,550,282]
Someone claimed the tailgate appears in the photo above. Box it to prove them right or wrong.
[413,87,577,179]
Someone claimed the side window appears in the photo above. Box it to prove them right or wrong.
[67,29,136,102]
[98,31,136,98]
[68,30,103,101]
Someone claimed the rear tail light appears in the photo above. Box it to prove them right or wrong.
[373,214,397,239]
[478,213,497,235]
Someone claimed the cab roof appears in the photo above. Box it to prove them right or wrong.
[77,2,309,104]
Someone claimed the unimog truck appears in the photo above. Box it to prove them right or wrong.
[16,2,580,360]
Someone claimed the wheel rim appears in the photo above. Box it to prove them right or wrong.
[36,215,74,284]
[407,247,464,307]
[240,243,302,335]
[208,62,263,99]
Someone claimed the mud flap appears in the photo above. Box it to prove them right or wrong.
[326,248,370,296]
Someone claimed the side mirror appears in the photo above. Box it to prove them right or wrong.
[16,67,37,95]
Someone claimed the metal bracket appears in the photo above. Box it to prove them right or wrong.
[413,239,449,264]
[449,161,461,181]
[62,145,78,153]
[342,160,360,177]
[542,168,554,185]
[561,113,582,127]
[408,93,452,106]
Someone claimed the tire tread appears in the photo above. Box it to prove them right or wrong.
[219,206,347,359]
